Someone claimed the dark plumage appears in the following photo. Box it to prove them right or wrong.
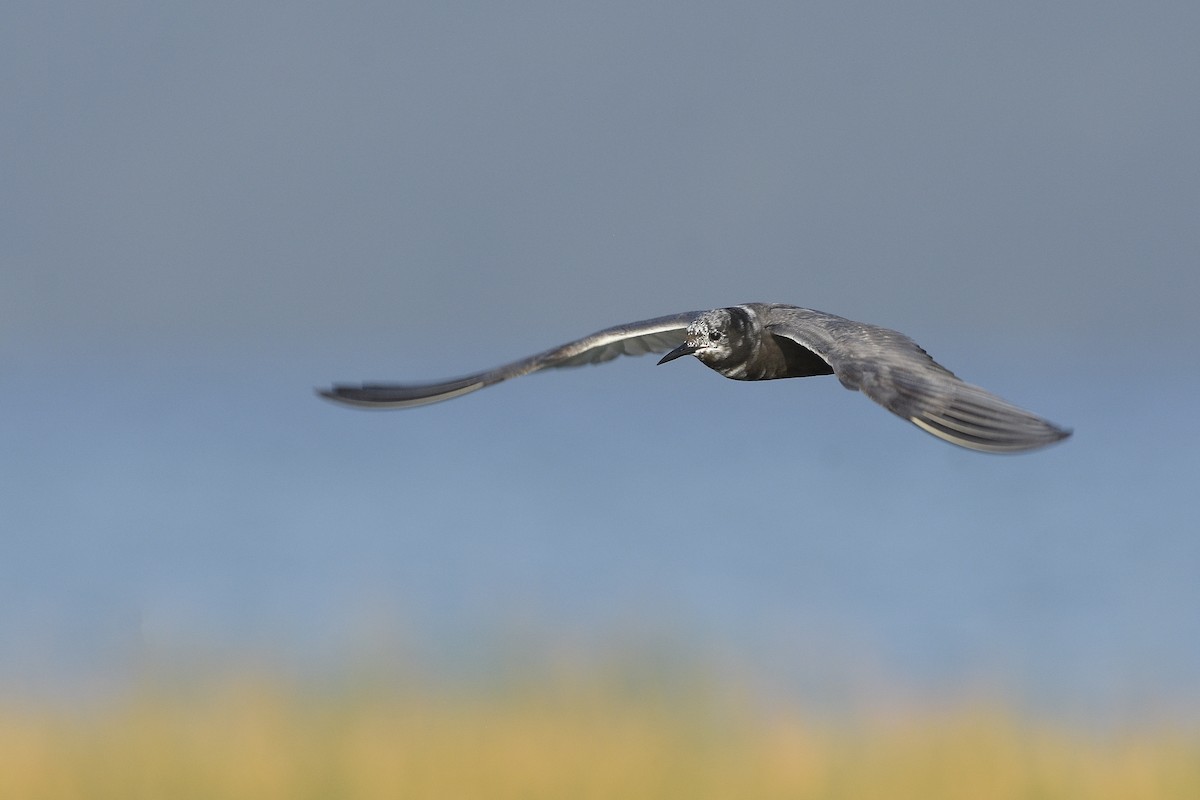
[320,303,1071,453]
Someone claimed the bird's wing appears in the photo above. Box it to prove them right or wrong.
[319,311,701,408]
[764,306,1071,453]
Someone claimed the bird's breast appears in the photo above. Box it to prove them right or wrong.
[703,333,834,381]
[702,348,793,381]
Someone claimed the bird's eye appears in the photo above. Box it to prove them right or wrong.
[709,330,722,341]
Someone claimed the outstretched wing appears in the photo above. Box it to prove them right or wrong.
[319,311,700,408]
[763,306,1071,453]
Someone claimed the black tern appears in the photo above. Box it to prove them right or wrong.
[320,303,1071,453]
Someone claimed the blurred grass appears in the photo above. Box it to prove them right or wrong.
[2,667,1197,800]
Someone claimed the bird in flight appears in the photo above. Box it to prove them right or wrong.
[320,303,1071,453]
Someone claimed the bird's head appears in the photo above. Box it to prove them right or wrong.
[657,307,754,369]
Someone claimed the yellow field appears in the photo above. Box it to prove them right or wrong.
[3,669,1196,800]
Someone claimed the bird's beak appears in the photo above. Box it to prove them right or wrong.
[657,342,698,365]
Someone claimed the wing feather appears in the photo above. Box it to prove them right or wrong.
[763,306,1071,453]
[319,311,699,408]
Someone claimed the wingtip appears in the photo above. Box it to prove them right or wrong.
[1040,419,1073,445]
[909,413,1074,454]
[316,385,370,407]
[1034,424,1073,452]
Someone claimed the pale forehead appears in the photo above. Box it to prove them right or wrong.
[689,309,731,332]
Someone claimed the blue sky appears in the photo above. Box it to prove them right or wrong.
[3,2,1198,721]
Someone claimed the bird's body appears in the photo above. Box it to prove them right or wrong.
[321,303,1071,453]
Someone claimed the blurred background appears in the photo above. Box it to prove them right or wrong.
[4,0,1199,747]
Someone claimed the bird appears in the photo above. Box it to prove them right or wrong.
[319,303,1071,453]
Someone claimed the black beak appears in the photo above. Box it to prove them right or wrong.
[657,342,698,365]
